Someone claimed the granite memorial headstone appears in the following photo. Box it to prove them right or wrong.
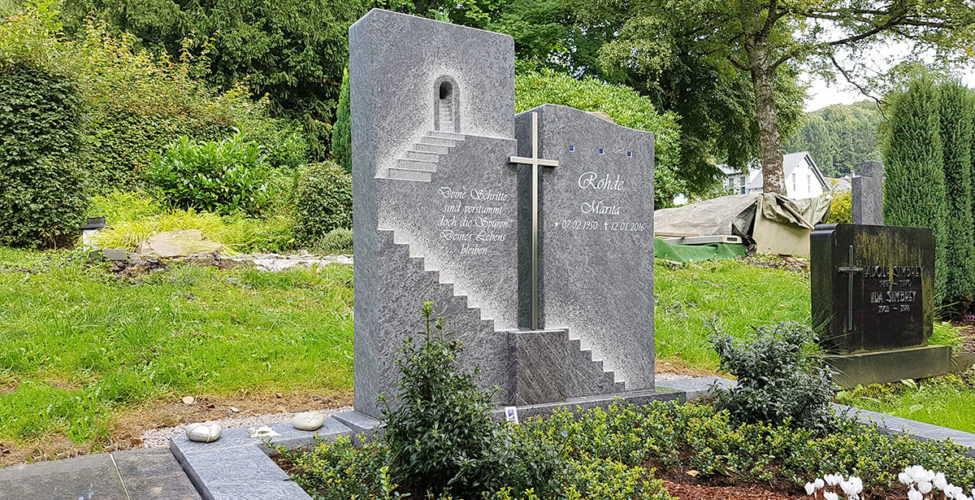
[852,161,884,225]
[811,223,951,387]
[350,10,663,418]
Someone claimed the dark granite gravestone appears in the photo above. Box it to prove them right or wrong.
[349,10,669,418]
[811,223,951,387]
[852,161,884,225]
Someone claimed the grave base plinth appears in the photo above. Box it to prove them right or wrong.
[507,329,568,405]
[495,387,684,422]
[822,345,953,388]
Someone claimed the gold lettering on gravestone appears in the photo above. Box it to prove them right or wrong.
[863,265,922,314]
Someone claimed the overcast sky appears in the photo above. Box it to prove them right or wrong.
[803,40,975,112]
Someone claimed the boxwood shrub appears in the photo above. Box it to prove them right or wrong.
[294,162,353,247]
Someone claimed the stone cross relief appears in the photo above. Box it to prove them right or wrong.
[507,111,559,330]
[837,244,863,331]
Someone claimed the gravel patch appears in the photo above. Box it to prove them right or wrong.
[655,372,694,382]
[139,405,354,448]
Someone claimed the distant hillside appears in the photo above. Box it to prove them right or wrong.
[785,101,883,177]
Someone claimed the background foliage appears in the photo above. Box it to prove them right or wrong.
[515,69,683,207]
[785,101,883,177]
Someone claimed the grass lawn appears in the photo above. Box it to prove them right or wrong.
[654,258,811,369]
[837,372,975,433]
[0,247,963,463]
[0,247,353,461]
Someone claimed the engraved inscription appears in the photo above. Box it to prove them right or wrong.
[862,264,922,314]
[555,168,646,232]
[437,186,513,255]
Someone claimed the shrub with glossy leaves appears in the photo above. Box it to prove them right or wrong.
[147,132,269,215]
[294,162,352,247]
[380,302,506,498]
[709,321,835,430]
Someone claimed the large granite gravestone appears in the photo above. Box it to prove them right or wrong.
[811,223,951,387]
[516,105,654,396]
[350,10,668,418]
[852,161,884,225]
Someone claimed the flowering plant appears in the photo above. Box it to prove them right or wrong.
[804,473,863,499]
[897,465,975,500]
[805,467,975,500]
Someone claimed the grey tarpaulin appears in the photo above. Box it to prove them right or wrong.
[654,194,831,254]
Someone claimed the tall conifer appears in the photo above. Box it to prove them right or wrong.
[331,68,352,173]
[883,78,948,300]
[938,81,975,305]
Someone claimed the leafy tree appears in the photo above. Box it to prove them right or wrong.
[883,77,947,299]
[331,67,351,173]
[938,81,975,306]
[440,0,803,199]
[61,0,381,159]
[584,0,975,195]
[785,101,883,177]
[515,69,683,207]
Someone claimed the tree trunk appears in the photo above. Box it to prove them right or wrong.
[748,42,786,195]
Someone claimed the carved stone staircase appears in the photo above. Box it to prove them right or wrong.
[380,227,625,399]
[567,338,626,397]
[386,131,466,182]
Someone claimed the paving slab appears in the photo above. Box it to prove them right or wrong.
[0,448,199,500]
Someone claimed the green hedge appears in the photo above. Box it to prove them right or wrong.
[83,111,230,192]
[0,63,87,248]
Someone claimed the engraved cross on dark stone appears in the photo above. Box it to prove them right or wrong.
[508,111,559,330]
[837,244,863,331]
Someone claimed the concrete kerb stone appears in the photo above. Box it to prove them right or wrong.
[169,418,356,500]
[657,376,734,402]
[833,404,975,459]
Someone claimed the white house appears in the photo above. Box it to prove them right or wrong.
[719,152,829,199]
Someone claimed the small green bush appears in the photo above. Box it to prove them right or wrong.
[294,162,353,247]
[381,302,508,498]
[0,62,87,249]
[313,228,353,255]
[709,321,835,430]
[824,190,852,224]
[148,132,269,215]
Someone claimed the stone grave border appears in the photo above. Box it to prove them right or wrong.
[170,390,682,500]
[170,379,975,499]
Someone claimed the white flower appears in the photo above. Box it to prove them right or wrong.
[918,481,933,494]
[825,473,842,486]
[841,476,863,497]
[824,492,839,500]
[899,471,914,485]
[815,478,825,489]
[908,488,923,500]
[804,482,817,495]
[934,472,948,491]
